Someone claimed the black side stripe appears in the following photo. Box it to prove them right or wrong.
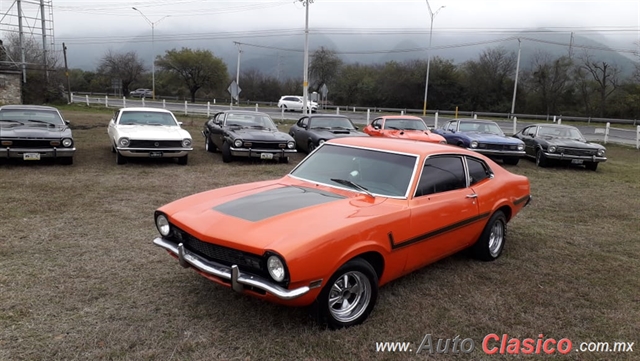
[514,195,530,206]
[389,212,491,250]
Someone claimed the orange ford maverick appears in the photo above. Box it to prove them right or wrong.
[363,115,446,144]
[153,137,531,329]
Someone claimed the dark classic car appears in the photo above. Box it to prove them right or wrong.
[433,119,525,165]
[288,114,368,153]
[513,124,606,171]
[202,110,296,163]
[0,105,75,165]
[153,137,531,329]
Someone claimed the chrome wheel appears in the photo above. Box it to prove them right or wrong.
[328,271,371,323]
[488,220,504,257]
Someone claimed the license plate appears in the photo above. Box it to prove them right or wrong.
[149,151,163,158]
[260,153,274,160]
[571,159,583,165]
[23,153,40,161]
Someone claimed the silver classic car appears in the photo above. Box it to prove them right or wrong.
[0,105,75,165]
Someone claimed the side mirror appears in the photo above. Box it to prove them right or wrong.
[64,120,71,125]
[373,126,380,130]
[178,121,183,126]
[354,126,359,130]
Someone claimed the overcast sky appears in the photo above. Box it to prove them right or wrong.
[1,0,638,51]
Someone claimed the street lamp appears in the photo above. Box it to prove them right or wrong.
[422,0,445,116]
[299,0,313,115]
[132,7,170,100]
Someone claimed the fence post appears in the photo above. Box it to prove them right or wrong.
[588,117,591,124]
[141,97,145,107]
[636,125,640,150]
[604,122,610,144]
[513,117,517,135]
[473,113,477,120]
[455,106,459,119]
[207,101,210,117]
[336,107,340,115]
[85,95,89,106]
[553,115,556,123]
[105,95,108,108]
[230,101,233,110]
[353,107,356,113]
[255,104,258,112]
[70,92,74,103]
[366,109,370,123]
[163,99,166,109]
[213,99,216,104]
[122,97,126,108]
[401,110,404,115]
[281,106,284,121]
[184,101,188,115]
[558,117,562,125]
[434,111,439,129]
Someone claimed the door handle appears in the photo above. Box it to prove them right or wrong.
[466,194,478,199]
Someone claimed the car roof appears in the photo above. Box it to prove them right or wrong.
[118,107,174,113]
[218,110,270,116]
[328,136,474,158]
[530,123,577,129]
[0,104,60,111]
[454,118,497,124]
[378,115,424,120]
[307,114,349,118]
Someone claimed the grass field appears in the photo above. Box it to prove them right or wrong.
[1,105,639,360]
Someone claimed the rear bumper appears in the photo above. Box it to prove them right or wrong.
[2,147,75,158]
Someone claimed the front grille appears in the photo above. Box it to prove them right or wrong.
[243,142,285,150]
[172,228,265,275]
[5,139,57,148]
[477,143,517,151]
[129,140,182,148]
[557,147,596,156]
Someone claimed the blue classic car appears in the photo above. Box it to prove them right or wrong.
[434,119,525,165]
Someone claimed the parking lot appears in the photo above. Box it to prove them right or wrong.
[1,105,638,360]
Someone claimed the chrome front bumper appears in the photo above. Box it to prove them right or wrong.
[3,147,75,158]
[229,147,296,158]
[544,153,607,162]
[117,147,192,158]
[153,237,311,300]
[468,148,526,157]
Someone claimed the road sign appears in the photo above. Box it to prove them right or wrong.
[227,80,242,100]
[320,83,328,98]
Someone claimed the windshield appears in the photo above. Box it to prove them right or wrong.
[118,111,178,126]
[290,144,418,198]
[0,109,64,125]
[309,117,355,129]
[384,118,428,131]
[458,121,504,135]
[224,113,277,129]
[537,126,585,141]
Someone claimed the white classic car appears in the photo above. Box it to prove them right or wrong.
[107,107,193,165]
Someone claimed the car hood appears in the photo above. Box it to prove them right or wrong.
[383,129,444,142]
[116,125,190,140]
[311,129,368,138]
[465,132,522,144]
[228,128,293,142]
[0,124,72,139]
[160,180,398,255]
[542,137,604,149]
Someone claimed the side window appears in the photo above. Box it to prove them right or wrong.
[447,121,458,131]
[298,117,309,128]
[415,156,466,197]
[371,118,382,128]
[467,157,492,186]
[527,126,537,137]
[112,110,120,123]
[215,113,225,124]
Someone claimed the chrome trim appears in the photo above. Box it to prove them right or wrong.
[153,237,310,300]
[467,148,526,157]
[543,153,607,162]
[116,147,193,152]
[466,194,478,198]
[2,147,75,158]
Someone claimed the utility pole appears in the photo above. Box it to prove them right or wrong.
[422,0,445,116]
[299,0,312,116]
[568,32,574,59]
[16,0,26,83]
[39,0,48,81]
[510,38,522,118]
[63,43,71,104]
[234,41,242,104]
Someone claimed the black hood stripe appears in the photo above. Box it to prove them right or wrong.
[214,186,346,222]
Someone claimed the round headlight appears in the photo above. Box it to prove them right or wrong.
[470,141,478,148]
[287,141,295,149]
[548,146,556,153]
[156,214,170,236]
[182,139,192,147]
[267,255,285,282]
[517,143,524,151]
[597,149,605,157]
[118,138,130,147]
[234,139,243,148]
[318,139,326,145]
[62,138,73,147]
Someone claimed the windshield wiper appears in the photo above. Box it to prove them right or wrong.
[311,126,331,130]
[0,119,25,125]
[26,119,55,126]
[331,126,353,130]
[386,126,400,130]
[330,178,374,198]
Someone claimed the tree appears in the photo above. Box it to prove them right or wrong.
[309,47,343,91]
[156,48,228,103]
[460,47,516,112]
[577,52,621,118]
[97,50,146,96]
[525,52,573,115]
